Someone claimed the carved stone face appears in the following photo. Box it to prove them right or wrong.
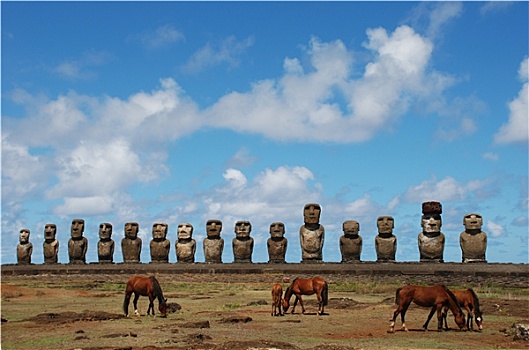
[464,213,483,231]
[421,215,442,233]
[235,221,251,238]
[269,222,285,238]
[377,216,394,234]
[206,220,222,238]
[19,229,30,243]
[343,220,360,235]
[152,223,168,239]
[303,203,321,225]
[125,222,139,239]
[99,223,112,240]
[177,223,193,240]
[71,219,85,238]
[44,224,57,240]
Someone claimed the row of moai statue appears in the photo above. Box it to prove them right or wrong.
[16,201,487,265]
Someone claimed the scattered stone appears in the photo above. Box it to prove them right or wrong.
[247,300,267,306]
[219,315,252,323]
[512,323,529,341]
[181,320,210,328]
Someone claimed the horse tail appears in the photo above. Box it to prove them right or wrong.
[150,276,166,304]
[469,288,481,315]
[395,287,402,305]
[443,286,463,314]
[123,279,132,315]
[322,281,329,306]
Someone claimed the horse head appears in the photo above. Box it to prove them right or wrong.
[475,311,483,331]
[281,298,290,313]
[159,298,168,318]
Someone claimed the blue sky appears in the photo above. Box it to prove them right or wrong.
[2,1,528,265]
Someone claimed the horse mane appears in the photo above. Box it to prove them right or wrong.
[441,285,463,314]
[468,288,481,315]
[150,276,166,304]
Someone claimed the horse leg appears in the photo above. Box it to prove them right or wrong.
[435,305,444,332]
[133,293,140,316]
[298,295,306,314]
[123,292,132,317]
[467,310,474,331]
[441,306,449,330]
[148,294,155,316]
[422,306,437,331]
[316,292,323,315]
[291,296,299,314]
[389,303,408,333]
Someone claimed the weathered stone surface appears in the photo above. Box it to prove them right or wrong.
[267,222,288,263]
[203,219,224,263]
[176,223,196,263]
[300,203,324,262]
[232,220,254,263]
[17,229,32,265]
[375,216,396,262]
[339,220,362,263]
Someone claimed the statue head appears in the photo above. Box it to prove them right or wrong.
[99,223,113,240]
[44,223,57,240]
[177,222,194,240]
[70,219,85,238]
[377,216,394,235]
[206,219,222,238]
[234,220,252,238]
[124,222,139,239]
[421,201,442,234]
[343,220,360,236]
[152,222,168,240]
[463,213,483,232]
[303,203,321,225]
[19,229,30,243]
[269,222,285,238]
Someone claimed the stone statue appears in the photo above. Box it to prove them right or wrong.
[97,223,114,263]
[175,222,196,263]
[121,222,142,263]
[339,220,362,262]
[68,218,88,264]
[375,216,397,262]
[267,222,288,263]
[203,219,224,263]
[460,213,487,263]
[418,201,445,263]
[299,203,325,263]
[43,223,59,264]
[150,222,170,263]
[17,228,33,264]
[232,220,254,263]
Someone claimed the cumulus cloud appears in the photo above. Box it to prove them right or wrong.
[402,176,492,203]
[494,57,529,144]
[486,220,505,237]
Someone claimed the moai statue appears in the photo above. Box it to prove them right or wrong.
[68,219,88,264]
[418,201,445,263]
[232,220,254,263]
[267,222,288,263]
[97,223,114,263]
[339,220,362,263]
[375,216,397,262]
[460,213,487,263]
[43,223,59,264]
[175,223,196,263]
[299,203,325,263]
[203,219,224,263]
[150,222,170,263]
[17,229,33,264]
[121,222,142,263]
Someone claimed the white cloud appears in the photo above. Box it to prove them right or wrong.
[486,220,505,237]
[136,24,185,50]
[480,2,513,16]
[403,176,491,203]
[54,50,114,80]
[494,57,529,144]
[426,2,462,39]
[181,35,255,73]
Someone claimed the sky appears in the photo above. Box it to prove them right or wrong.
[1,1,528,265]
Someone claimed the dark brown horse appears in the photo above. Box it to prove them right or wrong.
[123,275,167,317]
[442,288,483,331]
[388,285,466,333]
[271,283,283,316]
[282,277,328,315]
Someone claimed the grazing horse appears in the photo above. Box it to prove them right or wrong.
[282,277,328,315]
[271,283,283,316]
[123,275,167,317]
[442,288,483,331]
[388,285,466,333]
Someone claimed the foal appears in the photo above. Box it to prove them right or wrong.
[271,283,283,316]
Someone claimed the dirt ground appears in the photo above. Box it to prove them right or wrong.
[1,274,528,350]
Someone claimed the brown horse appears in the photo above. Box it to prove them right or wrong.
[123,275,167,317]
[442,288,483,331]
[271,283,283,316]
[388,285,466,333]
[282,277,328,315]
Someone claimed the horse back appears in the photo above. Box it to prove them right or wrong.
[126,275,151,296]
